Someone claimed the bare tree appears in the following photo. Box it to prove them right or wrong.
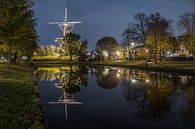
[134,13,149,45]
[178,12,195,35]
[178,12,195,60]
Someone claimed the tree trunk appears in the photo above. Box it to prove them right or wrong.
[128,50,131,60]
[70,54,72,61]
[155,42,158,64]
[8,48,12,67]
[123,51,126,60]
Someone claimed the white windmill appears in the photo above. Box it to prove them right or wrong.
[49,7,82,43]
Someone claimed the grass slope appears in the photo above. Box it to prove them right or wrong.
[0,65,44,129]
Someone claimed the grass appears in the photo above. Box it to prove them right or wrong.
[32,59,195,73]
[32,55,78,61]
[0,65,44,129]
[150,62,195,70]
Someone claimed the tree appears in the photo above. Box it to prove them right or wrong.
[123,24,137,60]
[0,0,38,65]
[178,12,195,60]
[96,36,120,60]
[61,33,81,61]
[78,39,88,61]
[168,36,179,52]
[146,13,172,63]
[134,13,149,45]
[178,12,195,35]
[123,13,148,60]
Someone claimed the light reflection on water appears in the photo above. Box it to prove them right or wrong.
[36,65,195,129]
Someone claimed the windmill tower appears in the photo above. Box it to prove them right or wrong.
[49,7,82,43]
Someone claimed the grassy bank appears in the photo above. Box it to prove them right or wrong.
[32,60,195,75]
[0,65,44,129]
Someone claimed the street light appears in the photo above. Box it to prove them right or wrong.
[146,49,149,61]
[131,42,135,60]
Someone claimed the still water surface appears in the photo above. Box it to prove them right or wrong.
[36,66,195,129]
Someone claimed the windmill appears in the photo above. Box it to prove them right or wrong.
[49,7,82,43]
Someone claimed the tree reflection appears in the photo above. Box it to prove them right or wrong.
[95,66,120,89]
[123,70,175,119]
[181,76,195,123]
[143,73,174,118]
[36,65,88,93]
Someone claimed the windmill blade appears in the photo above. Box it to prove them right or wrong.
[67,21,82,24]
[49,22,64,25]
[65,7,68,22]
[67,102,83,104]
[49,101,65,104]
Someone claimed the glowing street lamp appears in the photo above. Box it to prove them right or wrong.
[116,51,120,57]
[131,42,135,60]
[131,79,136,83]
[146,49,149,53]
[145,79,150,83]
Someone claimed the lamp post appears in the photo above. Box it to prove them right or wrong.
[131,42,135,60]
[116,51,120,60]
[146,49,149,61]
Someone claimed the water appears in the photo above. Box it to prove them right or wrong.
[36,65,195,129]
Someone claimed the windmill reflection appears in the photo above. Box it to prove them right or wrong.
[49,82,83,119]
[36,65,88,119]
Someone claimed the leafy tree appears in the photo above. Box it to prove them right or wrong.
[146,13,172,63]
[96,36,120,60]
[168,36,179,52]
[61,33,81,61]
[0,0,38,65]
[78,39,88,61]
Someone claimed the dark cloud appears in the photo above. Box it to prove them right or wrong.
[33,0,195,50]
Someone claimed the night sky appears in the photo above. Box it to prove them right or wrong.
[33,0,195,51]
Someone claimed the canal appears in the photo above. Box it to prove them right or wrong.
[35,65,195,129]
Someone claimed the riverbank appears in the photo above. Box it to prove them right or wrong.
[32,60,195,75]
[0,65,45,129]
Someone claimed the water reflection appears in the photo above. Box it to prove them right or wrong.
[37,66,195,128]
[37,66,88,119]
[94,66,120,89]
[120,69,195,122]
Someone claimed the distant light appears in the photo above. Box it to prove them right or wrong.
[56,54,60,57]
[146,79,150,83]
[116,51,120,56]
[33,52,37,55]
[131,79,136,83]
[146,49,149,52]
[131,42,135,47]
[117,73,120,78]
[118,69,121,73]
[55,39,58,42]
